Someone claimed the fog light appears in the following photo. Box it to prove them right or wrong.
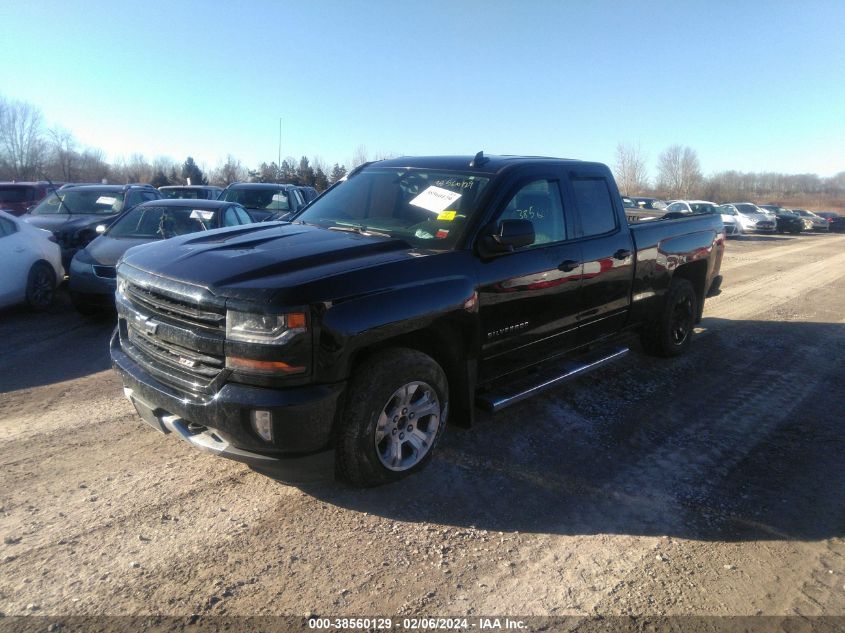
[251,410,273,442]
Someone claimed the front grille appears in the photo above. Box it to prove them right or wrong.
[127,322,224,382]
[93,265,116,278]
[125,282,225,333]
[119,274,227,394]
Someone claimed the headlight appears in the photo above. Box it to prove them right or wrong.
[225,310,307,344]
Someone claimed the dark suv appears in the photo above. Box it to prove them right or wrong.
[218,182,305,221]
[0,182,59,216]
[24,184,162,267]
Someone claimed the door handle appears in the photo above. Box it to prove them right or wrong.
[613,249,631,260]
[14,247,25,253]
[558,259,580,272]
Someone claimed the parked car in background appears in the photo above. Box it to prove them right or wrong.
[0,181,60,216]
[664,200,741,236]
[825,213,845,233]
[791,208,829,232]
[730,203,777,232]
[759,205,804,234]
[296,186,319,204]
[631,197,668,210]
[159,185,223,200]
[218,183,305,221]
[23,184,162,268]
[621,196,637,208]
[68,199,255,315]
[0,210,64,311]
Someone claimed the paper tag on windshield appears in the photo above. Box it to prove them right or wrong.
[190,210,215,221]
[96,196,116,205]
[410,186,461,214]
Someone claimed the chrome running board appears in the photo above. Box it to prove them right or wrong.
[476,346,629,413]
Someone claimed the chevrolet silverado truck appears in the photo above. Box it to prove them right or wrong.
[111,154,724,486]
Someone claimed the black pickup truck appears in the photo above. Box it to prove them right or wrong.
[111,154,724,486]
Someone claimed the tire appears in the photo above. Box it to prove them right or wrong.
[70,291,106,317]
[641,278,698,358]
[25,261,55,311]
[336,347,448,487]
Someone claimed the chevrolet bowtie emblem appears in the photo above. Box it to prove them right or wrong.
[144,319,159,335]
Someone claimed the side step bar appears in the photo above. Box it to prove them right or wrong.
[476,346,629,413]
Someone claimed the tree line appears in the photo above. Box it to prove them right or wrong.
[0,95,352,192]
[2,93,842,206]
[614,142,845,208]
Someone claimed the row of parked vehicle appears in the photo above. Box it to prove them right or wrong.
[621,196,845,236]
[0,180,320,312]
[1,177,843,315]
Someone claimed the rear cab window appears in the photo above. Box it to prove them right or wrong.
[570,176,618,237]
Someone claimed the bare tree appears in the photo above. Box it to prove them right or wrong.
[350,145,368,169]
[0,96,46,180]
[48,127,78,182]
[613,142,649,196]
[657,145,702,199]
[209,154,246,186]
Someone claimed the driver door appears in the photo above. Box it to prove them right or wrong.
[475,174,583,382]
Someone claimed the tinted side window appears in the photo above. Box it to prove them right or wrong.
[233,205,251,224]
[498,180,566,246]
[571,178,617,237]
[223,207,241,226]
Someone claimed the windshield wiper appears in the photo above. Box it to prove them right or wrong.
[327,225,393,238]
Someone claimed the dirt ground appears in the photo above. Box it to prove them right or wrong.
[2,232,845,626]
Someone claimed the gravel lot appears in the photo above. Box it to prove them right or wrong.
[2,232,845,625]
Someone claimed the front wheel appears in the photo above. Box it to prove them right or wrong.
[641,278,698,357]
[25,262,56,311]
[336,348,448,487]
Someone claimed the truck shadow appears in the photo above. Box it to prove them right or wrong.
[276,318,845,543]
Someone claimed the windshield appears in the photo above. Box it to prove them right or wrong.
[295,168,491,249]
[31,190,125,215]
[689,202,719,214]
[221,187,291,210]
[621,197,637,208]
[160,188,213,200]
[107,205,216,238]
[717,205,737,216]
[735,204,761,214]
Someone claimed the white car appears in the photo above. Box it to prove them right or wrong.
[0,210,65,310]
[665,200,742,236]
[729,202,777,232]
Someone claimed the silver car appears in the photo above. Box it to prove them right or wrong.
[731,202,777,232]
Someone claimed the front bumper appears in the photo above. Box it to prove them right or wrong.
[110,329,345,463]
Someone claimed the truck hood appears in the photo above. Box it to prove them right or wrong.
[120,222,426,301]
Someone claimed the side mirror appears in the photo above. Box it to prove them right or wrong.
[95,224,107,234]
[479,219,535,256]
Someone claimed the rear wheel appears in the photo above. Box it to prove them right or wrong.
[25,262,55,311]
[336,348,448,487]
[641,278,698,358]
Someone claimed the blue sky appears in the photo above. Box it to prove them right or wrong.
[1,0,843,177]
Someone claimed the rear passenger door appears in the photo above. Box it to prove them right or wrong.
[566,170,635,343]
[476,172,584,382]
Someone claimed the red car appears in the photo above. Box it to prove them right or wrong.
[0,182,59,216]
